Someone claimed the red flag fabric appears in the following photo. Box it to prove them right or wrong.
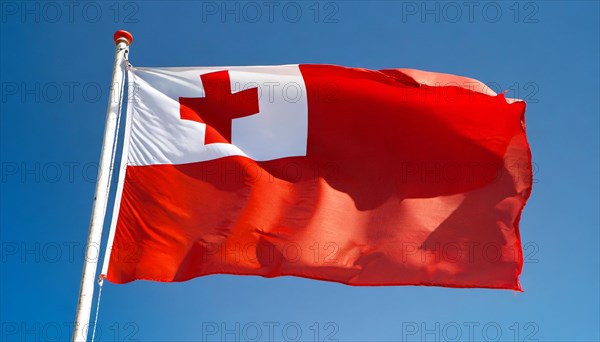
[101,64,532,290]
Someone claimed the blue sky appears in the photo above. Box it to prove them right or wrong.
[1,1,599,341]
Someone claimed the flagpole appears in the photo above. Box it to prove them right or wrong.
[72,30,133,342]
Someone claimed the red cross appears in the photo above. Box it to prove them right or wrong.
[179,70,259,145]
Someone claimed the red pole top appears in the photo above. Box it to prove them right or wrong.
[114,30,133,45]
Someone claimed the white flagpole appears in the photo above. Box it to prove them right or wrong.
[72,30,133,342]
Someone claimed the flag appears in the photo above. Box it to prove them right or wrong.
[101,64,532,290]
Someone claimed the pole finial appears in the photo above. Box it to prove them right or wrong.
[114,30,133,46]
